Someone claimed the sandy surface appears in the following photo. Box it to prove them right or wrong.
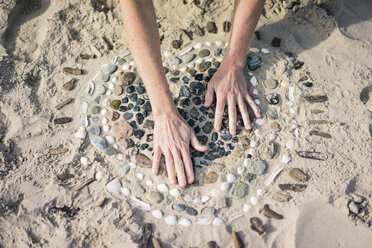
[0,0,372,247]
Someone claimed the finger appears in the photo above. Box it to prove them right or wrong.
[214,96,226,131]
[152,146,162,175]
[164,151,177,185]
[172,148,187,188]
[238,95,252,130]
[204,82,214,107]
[190,131,208,152]
[245,93,261,118]
[181,147,194,184]
[228,96,237,136]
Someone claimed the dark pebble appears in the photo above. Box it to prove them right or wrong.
[206,21,217,33]
[199,106,208,113]
[266,93,280,105]
[123,112,133,120]
[303,82,313,87]
[211,132,218,141]
[254,30,260,40]
[180,98,190,107]
[271,37,281,47]
[285,52,293,57]
[213,48,222,56]
[135,113,144,124]
[190,82,205,95]
[208,68,217,78]
[232,136,239,143]
[192,150,205,157]
[188,119,195,127]
[247,154,252,158]
[148,147,153,152]
[143,101,152,112]
[204,76,210,82]
[227,143,234,150]
[133,106,140,112]
[146,134,153,142]
[204,146,225,160]
[186,207,198,216]
[130,121,137,128]
[190,107,200,119]
[134,129,145,139]
[208,142,216,149]
[182,76,190,84]
[217,140,224,146]
[199,115,206,122]
[136,99,145,105]
[126,85,135,93]
[140,144,149,150]
[224,151,231,156]
[294,61,304,70]
[179,85,191,97]
[194,126,201,134]
[135,86,145,94]
[208,113,215,119]
[202,121,213,134]
[170,77,180,84]
[129,93,138,102]
[178,108,189,120]
[198,135,208,145]
[245,173,256,182]
[119,106,128,112]
[192,97,202,105]
[102,74,110,82]
[127,103,134,110]
[248,55,261,71]
[54,117,72,125]
[220,130,232,141]
[121,97,129,103]
[194,74,203,81]
[200,160,208,166]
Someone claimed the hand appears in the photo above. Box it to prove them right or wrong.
[152,112,208,188]
[204,62,261,135]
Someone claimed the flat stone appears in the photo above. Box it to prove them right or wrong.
[172,204,186,212]
[204,171,218,184]
[266,108,278,120]
[107,64,118,74]
[245,173,256,182]
[220,130,232,141]
[168,57,181,65]
[213,48,222,56]
[103,147,117,156]
[248,56,261,71]
[147,191,164,204]
[264,78,278,89]
[112,120,133,139]
[202,121,213,134]
[179,85,191,97]
[183,53,196,63]
[190,82,205,95]
[132,184,146,194]
[201,207,216,217]
[102,74,110,82]
[198,49,210,57]
[133,129,145,139]
[229,182,248,199]
[206,21,217,33]
[185,207,198,216]
[263,142,278,159]
[113,85,123,96]
[252,160,267,175]
[136,153,152,168]
[110,100,121,110]
[89,125,101,136]
[187,69,197,77]
[204,147,225,160]
[304,95,328,103]
[120,72,136,86]
[91,137,107,150]
[216,197,227,209]
[123,112,133,120]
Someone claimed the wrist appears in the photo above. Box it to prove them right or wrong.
[222,47,247,69]
[151,97,179,119]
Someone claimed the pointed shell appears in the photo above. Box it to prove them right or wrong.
[179,218,192,227]
[106,178,122,193]
[165,215,177,225]
[152,209,163,219]
[157,183,169,192]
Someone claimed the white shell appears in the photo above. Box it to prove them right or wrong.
[290,108,296,114]
[82,101,89,114]
[252,89,259,95]
[237,166,246,175]
[250,76,258,86]
[193,42,203,49]
[87,81,95,95]
[249,47,260,53]
[221,182,230,191]
[120,187,131,196]
[250,140,258,147]
[254,99,261,105]
[184,195,193,202]
[293,128,299,138]
[103,125,110,132]
[243,158,250,167]
[129,162,137,168]
[152,209,163,219]
[270,132,278,141]
[80,156,89,165]
[213,218,224,225]
[289,100,294,107]
[195,218,211,225]
[105,136,115,145]
[265,165,283,187]
[187,62,195,68]
[282,154,292,164]
[210,189,219,198]
[157,183,169,192]
[111,56,118,64]
[163,51,171,57]
[111,76,118,83]
[195,58,204,64]
[131,196,150,212]
[226,173,236,183]
[82,115,89,128]
[205,57,215,62]
[243,204,252,212]
[257,189,265,196]
[179,46,193,56]
[255,118,263,126]
[289,86,295,101]
[108,83,115,90]
[119,49,130,57]
[204,41,212,46]
[201,196,210,203]
[106,178,122,193]
[95,171,104,181]
[180,67,187,73]
[261,48,270,54]
[100,109,108,115]
[193,198,202,204]
[169,188,181,197]
[286,140,295,150]
[102,117,108,124]
[145,180,153,186]
[179,218,192,227]
[165,215,177,225]
[215,40,223,46]
[228,211,244,222]
[136,173,144,180]
[75,127,86,139]
[102,98,111,106]
[92,71,101,81]
[96,84,106,95]
[250,196,259,205]
[117,154,124,161]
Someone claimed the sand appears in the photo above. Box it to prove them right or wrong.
[0,0,372,247]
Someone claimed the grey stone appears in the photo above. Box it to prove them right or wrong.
[266,108,278,120]
[96,85,106,95]
[147,191,164,204]
[183,53,196,63]
[143,120,154,129]
[179,85,191,97]
[107,64,118,74]
[91,106,100,114]
[198,49,210,57]
[91,137,107,150]
[252,160,267,175]
[132,184,146,195]
[172,204,186,212]
[213,48,222,56]
[201,207,216,217]
[216,197,227,209]
[229,182,248,199]
[264,78,278,89]
[168,57,181,65]
[89,125,101,136]
[245,173,256,182]
[103,147,117,156]
[263,142,278,159]
[102,74,110,82]
[118,164,130,175]
[185,207,198,216]
[348,201,360,214]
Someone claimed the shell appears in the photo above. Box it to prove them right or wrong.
[193,42,203,49]
[251,196,259,205]
[237,167,246,175]
[195,58,204,64]
[152,209,163,219]
[226,173,236,183]
[87,81,95,95]
[129,162,137,168]
[250,76,258,86]
[243,158,250,167]
[193,198,202,204]
[195,218,211,225]
[221,182,230,191]
[187,62,195,68]
[204,41,212,46]
[201,196,210,203]
[270,132,278,141]
[111,56,118,64]
[105,136,115,145]
[212,218,224,225]
[82,116,89,128]
[136,173,144,180]
[228,211,244,222]
[215,40,224,46]
[282,154,292,164]
[261,48,270,54]
[265,166,284,187]
[286,140,295,150]
[163,51,171,57]
[106,178,122,193]
[257,189,265,196]
[131,196,150,212]
[184,195,193,202]
[103,125,110,132]
[120,187,131,196]
[165,215,177,225]
[169,188,181,197]
[95,171,104,181]
[100,109,108,115]
[157,183,169,192]
[75,127,86,139]
[119,49,130,57]
[102,98,111,106]
[80,156,89,165]
[179,46,193,56]
[92,71,101,81]
[145,180,154,186]
[243,204,252,212]
[82,101,89,114]
[102,117,109,124]
[179,218,192,227]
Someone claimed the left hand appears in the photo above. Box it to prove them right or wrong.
[204,61,261,135]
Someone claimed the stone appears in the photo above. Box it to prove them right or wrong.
[250,217,265,235]
[252,160,267,175]
[348,201,360,214]
[248,56,261,70]
[204,147,225,160]
[133,129,145,139]
[304,95,328,103]
[123,112,133,120]
[171,40,182,49]
[172,204,186,212]
[113,85,123,96]
[266,108,278,120]
[198,49,210,57]
[271,37,281,47]
[223,21,231,32]
[165,215,177,225]
[213,61,221,68]
[270,122,281,132]
[194,74,203,81]
[202,121,213,134]
[132,184,145,194]
[278,184,307,192]
[143,120,154,130]
[110,100,121,110]
[229,181,248,199]
[180,98,190,107]
[204,171,218,184]
[179,85,191,97]
[136,153,152,168]
[226,173,236,183]
[55,98,73,110]
[360,85,372,104]
[245,173,256,182]
[304,82,313,87]
[112,120,133,139]
[266,93,280,105]
[190,82,205,95]
[157,183,169,192]
[198,61,211,72]
[168,57,181,65]
[179,218,192,227]
[187,68,197,77]
[120,72,136,86]
[147,191,164,204]
[102,74,110,82]
[185,207,198,216]
[152,209,163,219]
[309,130,332,139]
[62,78,76,91]
[224,157,235,166]
[289,168,308,182]
[183,53,196,63]
[135,113,144,124]
[216,197,227,209]
[107,64,118,74]
[201,207,216,217]
[220,130,232,141]
[264,78,278,89]
[213,48,222,56]
[206,22,217,33]
[103,147,117,156]
[263,142,278,159]
[89,125,101,136]
[106,178,121,193]
[54,117,72,125]
[96,84,106,95]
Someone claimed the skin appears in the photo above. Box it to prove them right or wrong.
[120,0,264,188]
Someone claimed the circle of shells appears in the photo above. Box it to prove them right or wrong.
[74,40,302,229]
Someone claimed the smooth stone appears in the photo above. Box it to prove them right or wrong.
[263,142,278,159]
[213,48,222,56]
[179,85,191,97]
[143,119,155,129]
[266,93,280,105]
[179,218,192,227]
[135,113,144,124]
[201,207,216,217]
[112,120,133,139]
[171,39,182,49]
[229,181,248,199]
[120,72,136,86]
[91,106,100,115]
[157,183,169,192]
[152,210,163,219]
[143,101,152,112]
[133,129,145,139]
[168,57,181,65]
[194,74,203,81]
[252,160,267,175]
[186,207,198,216]
[107,64,118,74]
[226,173,236,183]
[245,173,256,182]
[267,108,278,120]
[271,37,281,47]
[198,61,211,72]
[96,85,106,95]
[165,215,178,225]
[91,137,107,150]
[248,56,261,70]
[102,74,110,82]
[123,112,133,120]
[264,78,278,89]
[180,98,190,107]
[198,49,210,57]
[206,21,217,33]
[183,53,196,63]
[187,68,197,77]
[304,82,314,87]
[136,153,152,168]
[113,85,123,96]
[89,125,101,136]
[173,204,186,212]
[216,197,227,209]
[170,188,181,197]
[202,121,213,134]
[190,82,205,95]
[220,130,232,141]
[106,178,121,193]
[204,171,218,184]
[103,148,117,156]
[211,132,218,141]
[110,100,121,110]
[147,191,164,204]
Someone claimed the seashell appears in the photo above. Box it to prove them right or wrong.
[105,135,115,145]
[195,218,211,225]
[106,178,122,193]
[257,189,265,196]
[252,89,259,95]
[157,183,169,192]
[179,218,192,227]
[82,116,89,128]
[111,56,118,64]
[250,76,258,86]
[195,58,204,64]
[226,173,236,183]
[237,167,246,175]
[243,204,252,212]
[261,48,270,54]
[221,182,231,191]
[136,173,144,180]
[193,198,202,204]
[215,40,223,46]
[184,195,193,202]
[205,57,215,62]
[212,218,224,225]
[96,84,106,95]
[243,158,250,167]
[145,180,153,186]
[170,188,181,197]
[249,47,260,53]
[120,187,131,196]
[80,156,89,165]
[92,71,101,81]
[228,211,244,222]
[194,42,203,49]
[122,64,131,70]
[131,196,151,211]
[163,51,171,57]
[87,81,95,95]
[255,99,261,105]
[205,41,212,46]
[255,118,263,126]
[100,109,108,115]
[75,127,86,139]
[250,196,259,205]
[265,166,283,187]
[95,171,104,181]
[111,76,118,83]
[293,128,299,138]
[119,49,130,57]
[165,215,177,225]
[82,101,89,114]
[210,189,219,198]
[103,125,110,132]
[129,162,137,168]
[102,98,111,106]
[250,140,258,147]
[152,209,163,219]
[270,132,278,141]
[102,117,109,124]
[282,154,292,164]
[201,196,210,203]
[179,46,193,56]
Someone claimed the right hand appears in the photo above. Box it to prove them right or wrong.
[152,111,208,188]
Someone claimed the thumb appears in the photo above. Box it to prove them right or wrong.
[190,131,208,152]
[204,82,214,107]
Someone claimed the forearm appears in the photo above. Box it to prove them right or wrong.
[120,0,177,117]
[225,0,265,66]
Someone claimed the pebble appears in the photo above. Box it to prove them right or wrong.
[193,198,202,204]
[103,147,117,156]
[168,57,181,65]
[226,173,236,183]
[105,135,115,145]
[250,217,265,235]
[263,142,278,159]
[216,197,227,209]
[91,137,107,150]
[194,42,203,49]
[107,64,118,74]
[112,120,133,139]
[120,72,136,86]
[80,156,89,165]
[250,76,258,86]
[264,78,278,89]
[113,85,123,96]
[170,188,181,197]
[243,204,252,212]
[136,173,144,180]
[282,154,292,164]
[173,204,186,211]
[221,182,230,191]
[121,187,131,196]
[243,158,250,167]
[179,218,192,227]
[75,127,86,139]
[186,207,198,216]
[171,40,182,49]
[348,202,360,214]
[201,207,215,217]
[102,125,110,132]
[147,191,164,204]
[106,178,122,193]
[152,210,163,219]
[132,184,146,195]
[252,160,267,174]
[250,196,259,205]
[95,171,104,181]
[102,74,110,82]
[206,21,217,33]
[213,48,222,56]
[267,93,280,105]
[133,129,145,139]
[145,180,153,186]
[304,94,328,103]
[198,49,210,57]
[261,48,270,54]
[248,56,261,70]
[237,167,246,175]
[202,196,211,203]
[255,118,263,126]
[184,195,193,203]
[157,183,169,192]
[183,53,196,63]
[270,122,281,132]
[62,78,75,91]
[165,215,178,225]
[249,47,260,53]
[229,182,248,199]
